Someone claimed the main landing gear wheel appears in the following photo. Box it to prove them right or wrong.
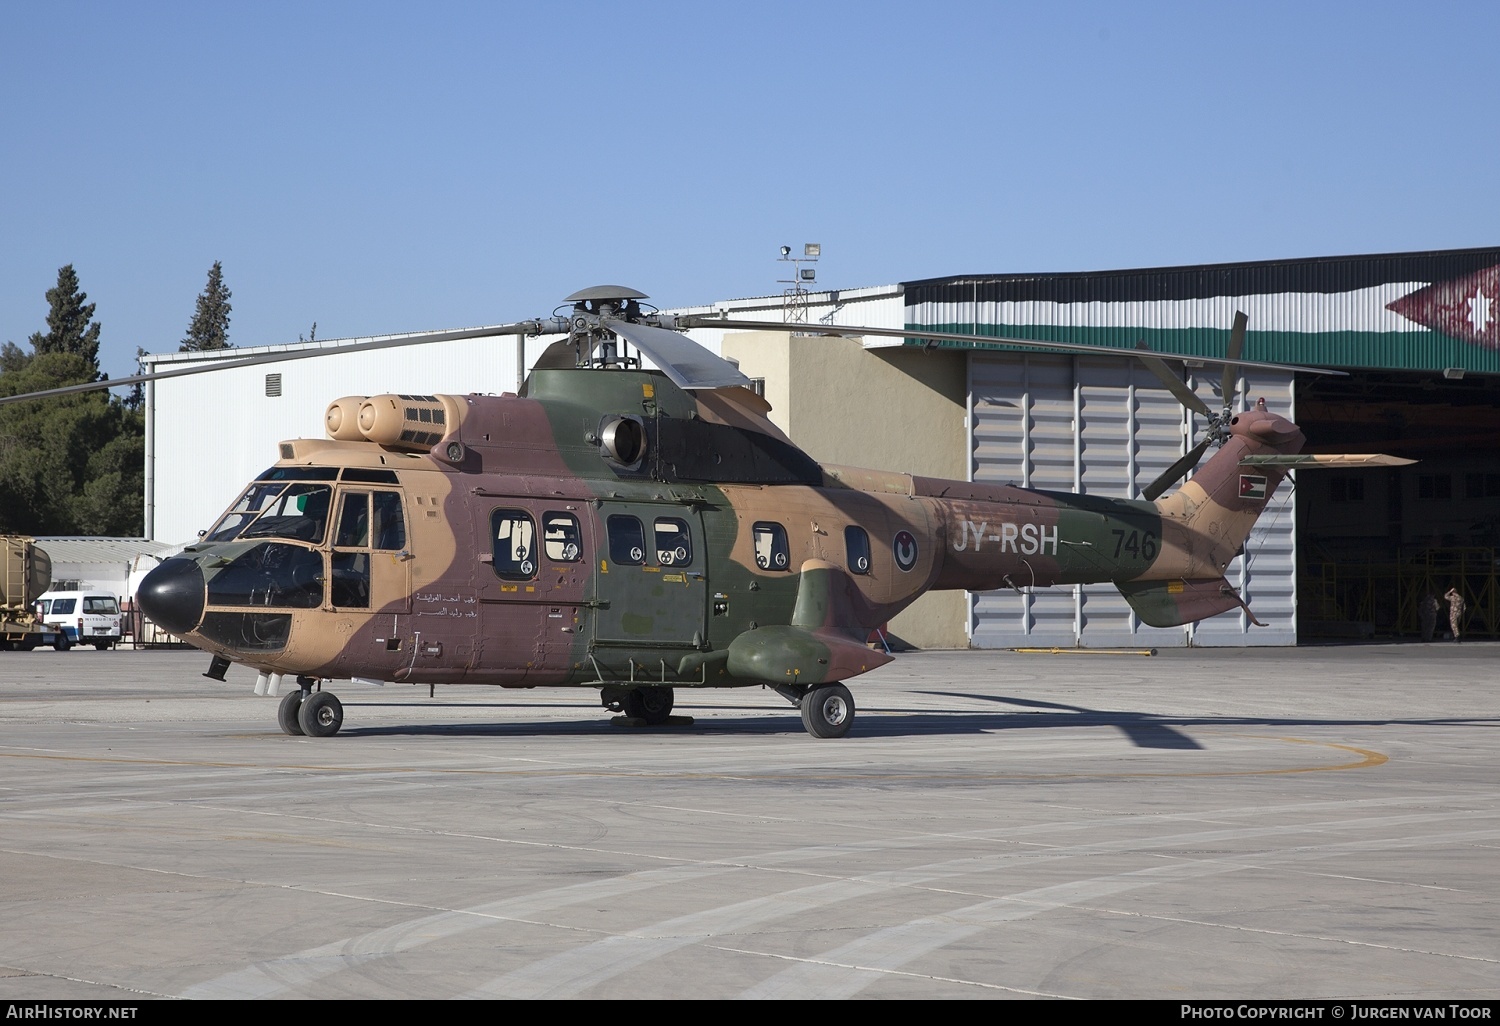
[624,687,675,725]
[801,683,854,739]
[277,690,305,736]
[297,691,344,737]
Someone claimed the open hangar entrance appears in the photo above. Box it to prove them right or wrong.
[1294,369,1500,641]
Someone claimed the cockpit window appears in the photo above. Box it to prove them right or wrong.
[237,484,333,543]
[334,491,406,551]
[206,482,290,541]
[371,492,405,550]
[255,466,339,482]
[335,493,370,547]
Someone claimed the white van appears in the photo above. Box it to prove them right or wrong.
[35,591,124,650]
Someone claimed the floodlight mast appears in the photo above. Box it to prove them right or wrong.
[777,243,821,324]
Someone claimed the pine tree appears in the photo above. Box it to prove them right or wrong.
[27,264,102,374]
[180,261,233,351]
[0,341,31,374]
[0,266,143,535]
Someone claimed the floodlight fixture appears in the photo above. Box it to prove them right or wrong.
[780,245,792,257]
[800,268,816,281]
[804,243,821,258]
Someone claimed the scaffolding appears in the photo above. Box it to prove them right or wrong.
[1300,547,1498,639]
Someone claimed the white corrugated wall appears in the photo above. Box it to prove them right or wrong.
[145,333,536,545]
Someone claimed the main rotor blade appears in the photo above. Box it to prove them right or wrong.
[1134,343,1213,417]
[1220,310,1248,406]
[603,316,752,390]
[1141,436,1213,501]
[681,316,1343,378]
[0,319,567,408]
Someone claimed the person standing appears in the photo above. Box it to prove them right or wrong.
[1444,587,1467,642]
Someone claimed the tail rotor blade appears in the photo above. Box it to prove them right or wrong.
[1141,436,1213,501]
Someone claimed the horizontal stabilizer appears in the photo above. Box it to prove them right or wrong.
[1116,577,1265,629]
[1239,453,1415,468]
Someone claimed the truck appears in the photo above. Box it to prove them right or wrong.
[1,536,66,650]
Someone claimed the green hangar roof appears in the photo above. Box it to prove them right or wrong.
[901,247,1500,373]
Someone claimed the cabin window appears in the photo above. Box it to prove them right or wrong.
[491,510,537,580]
[752,522,790,571]
[608,515,646,565]
[543,512,583,562]
[654,518,692,567]
[52,598,75,615]
[845,526,872,574]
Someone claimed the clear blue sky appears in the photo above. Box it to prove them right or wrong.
[4,1,1498,381]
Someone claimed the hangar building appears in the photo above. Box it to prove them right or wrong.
[142,247,1500,649]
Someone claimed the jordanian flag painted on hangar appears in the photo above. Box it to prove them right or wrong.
[900,247,1500,373]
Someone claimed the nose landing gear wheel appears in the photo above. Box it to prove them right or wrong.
[277,690,305,736]
[800,683,854,739]
[297,691,344,737]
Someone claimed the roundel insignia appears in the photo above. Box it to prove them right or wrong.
[893,530,918,572]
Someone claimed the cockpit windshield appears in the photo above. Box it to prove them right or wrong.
[206,483,333,544]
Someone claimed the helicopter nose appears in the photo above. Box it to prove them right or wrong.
[137,557,206,635]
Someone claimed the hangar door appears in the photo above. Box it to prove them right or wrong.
[968,353,1297,648]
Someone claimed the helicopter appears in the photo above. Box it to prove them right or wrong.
[5,286,1411,738]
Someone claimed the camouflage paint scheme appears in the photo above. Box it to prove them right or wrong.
[139,364,1304,703]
